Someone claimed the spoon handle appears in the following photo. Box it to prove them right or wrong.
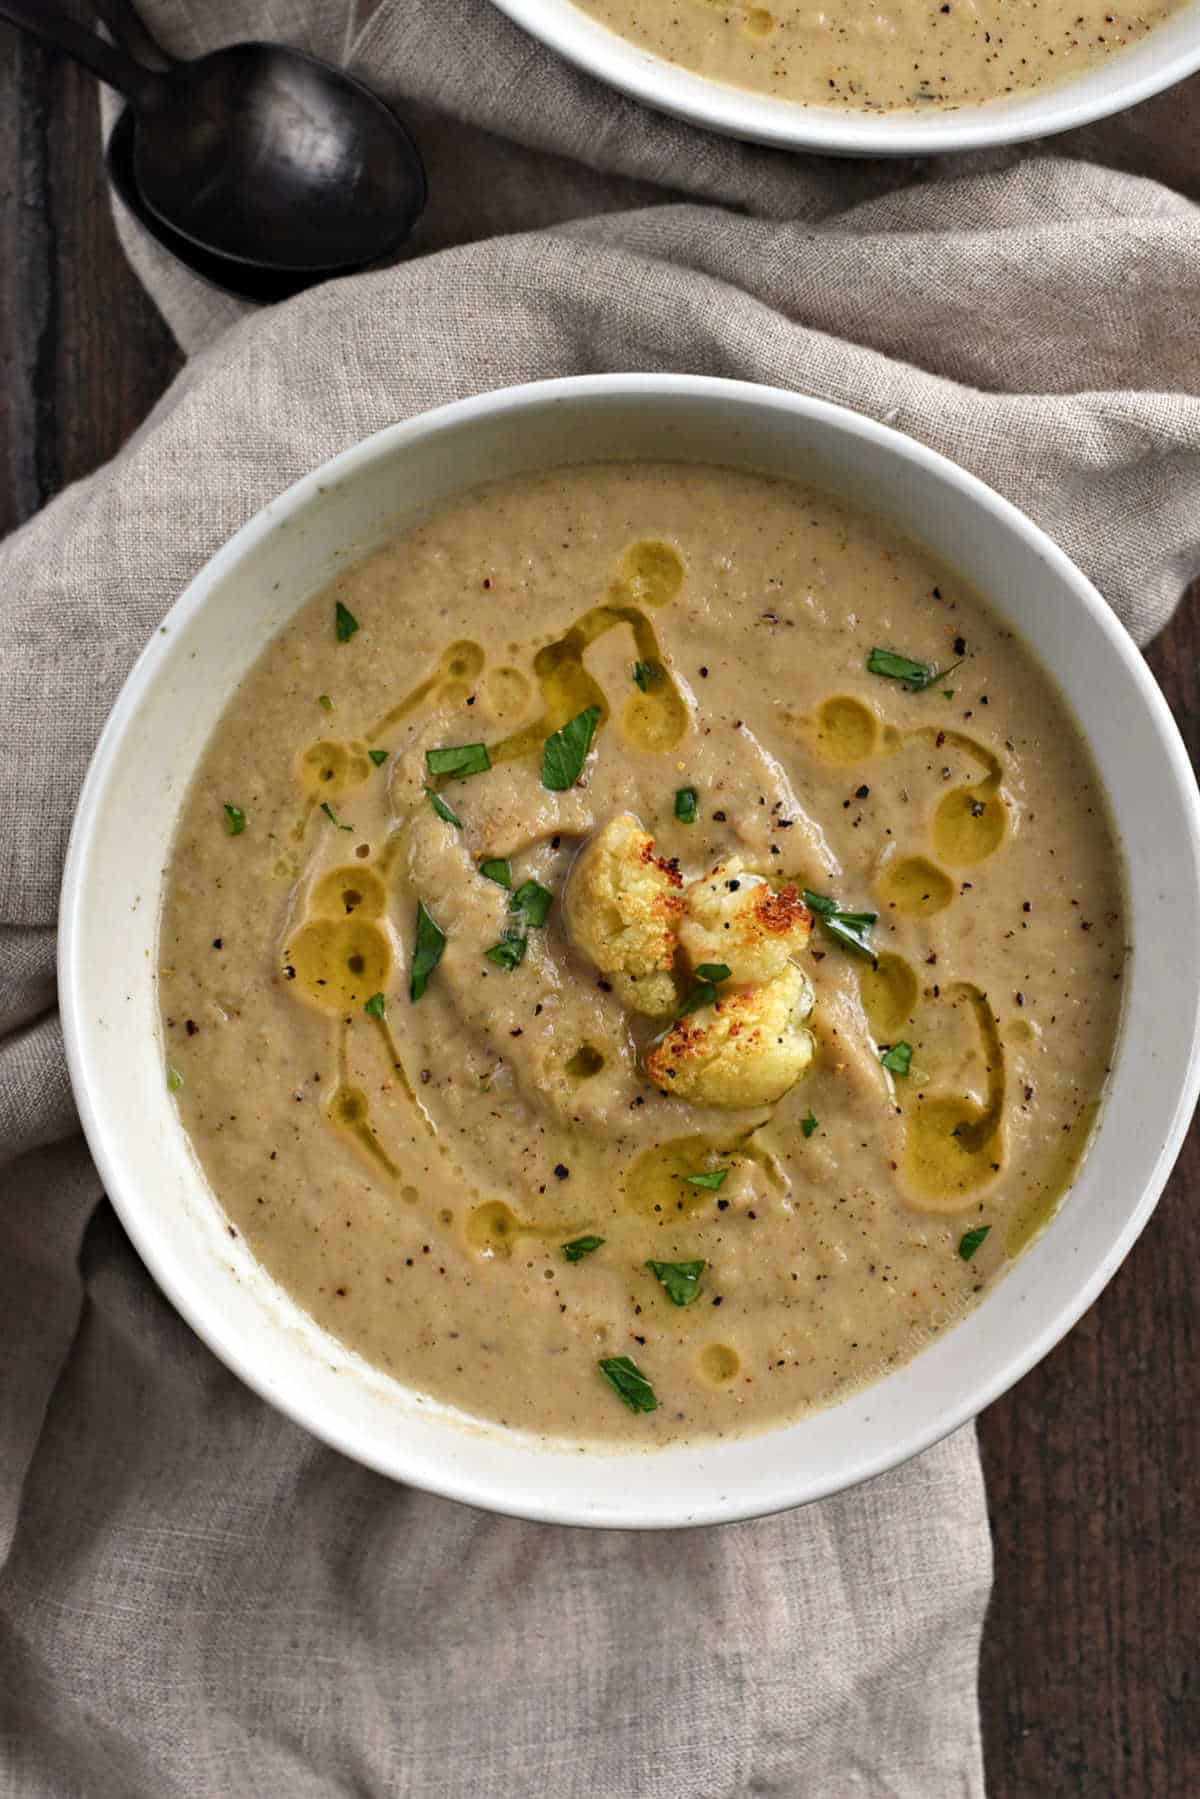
[90,0,172,71]
[0,0,164,104]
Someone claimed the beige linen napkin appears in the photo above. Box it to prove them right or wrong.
[2,2,1198,1793]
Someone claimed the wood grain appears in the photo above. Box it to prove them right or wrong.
[1,37,1196,1798]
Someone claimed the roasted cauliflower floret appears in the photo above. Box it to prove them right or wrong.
[644,964,816,1109]
[679,859,812,987]
[564,812,684,1018]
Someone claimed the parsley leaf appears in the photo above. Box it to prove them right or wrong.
[598,1355,657,1413]
[542,706,601,791]
[866,646,963,691]
[166,1065,183,1093]
[510,880,552,928]
[801,1110,819,1138]
[335,601,359,643]
[425,742,490,780]
[683,1169,728,1191]
[632,660,658,691]
[484,930,526,971]
[223,803,247,836]
[677,963,731,1016]
[320,801,352,831]
[363,992,386,1019]
[425,787,462,827]
[318,693,334,712]
[802,888,877,959]
[479,858,512,889]
[368,749,388,767]
[562,1235,605,1263]
[695,962,731,983]
[410,901,446,1002]
[881,1040,913,1075]
[958,1224,992,1262]
[674,785,698,824]
[645,1259,706,1306]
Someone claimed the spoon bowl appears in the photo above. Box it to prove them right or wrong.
[131,43,426,272]
[0,0,427,280]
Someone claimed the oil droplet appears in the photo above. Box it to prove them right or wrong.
[566,1044,606,1080]
[310,864,388,920]
[877,855,955,917]
[483,665,533,720]
[326,1082,400,1177]
[615,540,685,609]
[933,786,1008,865]
[743,5,774,32]
[814,695,878,763]
[443,642,485,682]
[699,1344,740,1386]
[901,985,1004,1210]
[369,640,485,740]
[621,681,689,752]
[465,1200,520,1259]
[401,1185,419,1205]
[297,739,370,798]
[858,953,918,1040]
[285,918,392,1012]
[625,1137,736,1217]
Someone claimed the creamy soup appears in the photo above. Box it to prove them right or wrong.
[159,463,1125,1445]
[571,0,1185,112]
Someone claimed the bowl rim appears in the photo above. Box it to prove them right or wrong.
[485,0,1200,155]
[58,373,1200,1526]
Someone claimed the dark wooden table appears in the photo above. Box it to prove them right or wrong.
[3,34,1196,1799]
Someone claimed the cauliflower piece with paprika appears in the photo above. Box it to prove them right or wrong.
[563,812,684,1018]
[643,963,816,1109]
[679,859,812,987]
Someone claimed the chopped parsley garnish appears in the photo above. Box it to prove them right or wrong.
[881,1040,913,1076]
[335,600,359,643]
[803,889,877,959]
[562,1235,605,1262]
[695,962,731,983]
[678,963,731,1016]
[425,787,462,827]
[674,785,699,824]
[943,690,955,701]
[801,1110,819,1138]
[320,801,352,830]
[866,646,962,691]
[166,1065,183,1093]
[484,930,526,971]
[479,858,512,889]
[632,660,658,691]
[510,880,553,928]
[645,1259,706,1306]
[542,706,601,791]
[363,992,386,1019]
[425,742,490,780]
[598,1355,657,1413]
[318,693,334,712]
[683,1169,728,1191]
[368,748,388,767]
[958,1224,992,1262]
[409,901,446,1002]
[222,803,247,836]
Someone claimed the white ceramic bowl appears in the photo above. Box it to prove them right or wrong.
[60,375,1200,1527]
[488,0,1200,155]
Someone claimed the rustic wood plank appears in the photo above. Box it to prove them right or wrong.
[1,41,1196,1799]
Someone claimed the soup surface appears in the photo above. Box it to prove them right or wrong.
[570,0,1185,112]
[160,462,1125,1445]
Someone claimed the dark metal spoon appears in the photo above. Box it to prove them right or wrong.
[0,0,426,277]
